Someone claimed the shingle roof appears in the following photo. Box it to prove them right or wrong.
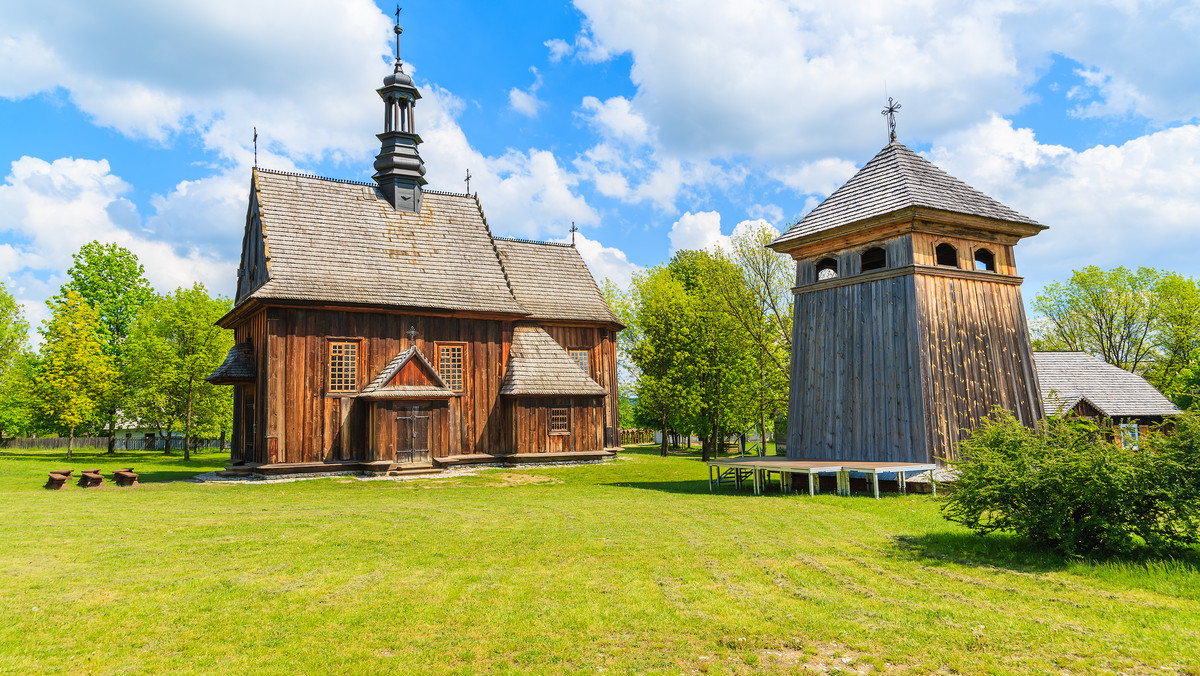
[500,325,608,397]
[492,238,622,325]
[771,141,1044,249]
[1033,352,1180,418]
[249,170,528,316]
[206,343,255,383]
[359,346,455,399]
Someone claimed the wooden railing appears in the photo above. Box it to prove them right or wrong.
[619,428,655,445]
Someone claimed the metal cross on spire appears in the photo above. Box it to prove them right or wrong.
[570,221,578,247]
[253,127,257,168]
[406,324,418,345]
[881,97,901,142]
[464,168,471,194]
[393,5,404,71]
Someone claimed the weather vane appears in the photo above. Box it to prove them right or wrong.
[881,97,901,142]
[465,168,471,194]
[393,6,404,71]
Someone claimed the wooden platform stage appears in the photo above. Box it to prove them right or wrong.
[706,457,937,499]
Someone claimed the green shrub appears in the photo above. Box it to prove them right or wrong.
[942,411,1200,557]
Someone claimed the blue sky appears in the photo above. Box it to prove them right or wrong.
[2,0,1199,332]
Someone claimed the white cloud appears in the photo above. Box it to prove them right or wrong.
[669,211,726,254]
[544,38,572,63]
[928,116,1200,292]
[508,67,545,118]
[419,87,597,238]
[580,96,651,145]
[0,156,236,323]
[550,233,642,289]
[769,158,859,196]
[747,203,784,225]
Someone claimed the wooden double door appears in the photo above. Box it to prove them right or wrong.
[373,400,446,465]
[394,405,432,465]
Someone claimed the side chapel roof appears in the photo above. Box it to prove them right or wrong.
[500,325,608,397]
[1033,351,1180,418]
[492,238,622,326]
[247,170,527,316]
[771,141,1044,250]
[205,343,255,384]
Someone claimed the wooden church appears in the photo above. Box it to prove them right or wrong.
[206,18,622,472]
[768,118,1046,464]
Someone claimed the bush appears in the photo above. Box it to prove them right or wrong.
[942,410,1200,557]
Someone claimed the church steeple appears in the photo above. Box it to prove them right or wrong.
[373,7,427,213]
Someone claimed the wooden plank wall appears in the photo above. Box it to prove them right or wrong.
[540,324,620,443]
[263,308,508,464]
[506,398,605,453]
[232,310,269,464]
[914,274,1042,461]
[787,275,929,463]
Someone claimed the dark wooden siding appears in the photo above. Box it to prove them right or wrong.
[232,309,269,464]
[240,308,620,464]
[540,324,620,444]
[787,274,928,463]
[913,273,1042,460]
[505,397,605,453]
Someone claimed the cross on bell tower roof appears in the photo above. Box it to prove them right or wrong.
[881,97,901,143]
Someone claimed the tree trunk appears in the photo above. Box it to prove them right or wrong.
[67,426,75,461]
[659,412,668,457]
[164,430,172,455]
[184,378,194,462]
[107,411,116,454]
[220,429,227,454]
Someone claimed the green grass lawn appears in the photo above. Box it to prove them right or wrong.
[1,444,1197,674]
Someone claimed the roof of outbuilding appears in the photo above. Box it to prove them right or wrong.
[248,169,528,316]
[492,238,622,326]
[1033,351,1180,418]
[771,141,1044,250]
[500,325,609,397]
[205,343,256,383]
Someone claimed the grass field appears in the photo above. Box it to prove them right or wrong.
[1,444,1198,674]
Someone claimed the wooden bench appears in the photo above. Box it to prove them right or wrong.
[77,469,104,488]
[113,468,139,487]
[44,470,73,490]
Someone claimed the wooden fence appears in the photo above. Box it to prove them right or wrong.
[0,436,227,451]
[619,428,655,445]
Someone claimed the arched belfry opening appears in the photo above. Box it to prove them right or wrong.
[767,133,1047,466]
[935,243,958,268]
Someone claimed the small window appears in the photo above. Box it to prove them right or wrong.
[935,243,959,268]
[974,248,996,272]
[816,257,838,281]
[550,408,570,434]
[860,247,886,272]
[328,341,358,393]
[436,343,465,392]
[569,349,589,372]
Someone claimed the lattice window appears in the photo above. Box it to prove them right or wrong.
[550,408,569,434]
[569,349,589,372]
[328,341,358,393]
[437,343,465,392]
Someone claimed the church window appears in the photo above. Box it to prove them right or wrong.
[860,247,887,272]
[569,349,589,372]
[974,248,996,272]
[935,243,959,268]
[816,257,838,281]
[550,408,570,434]
[436,342,465,392]
[328,341,359,393]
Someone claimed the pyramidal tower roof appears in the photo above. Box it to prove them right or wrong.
[770,141,1044,251]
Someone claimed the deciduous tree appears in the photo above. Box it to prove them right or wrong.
[35,290,115,459]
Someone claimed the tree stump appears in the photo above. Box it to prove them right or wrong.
[77,469,104,488]
[114,469,139,487]
[44,470,73,490]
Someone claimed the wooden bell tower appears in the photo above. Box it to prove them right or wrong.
[768,138,1047,464]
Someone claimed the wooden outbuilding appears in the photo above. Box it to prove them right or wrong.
[768,139,1047,464]
[1034,351,1180,446]
[206,18,622,473]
